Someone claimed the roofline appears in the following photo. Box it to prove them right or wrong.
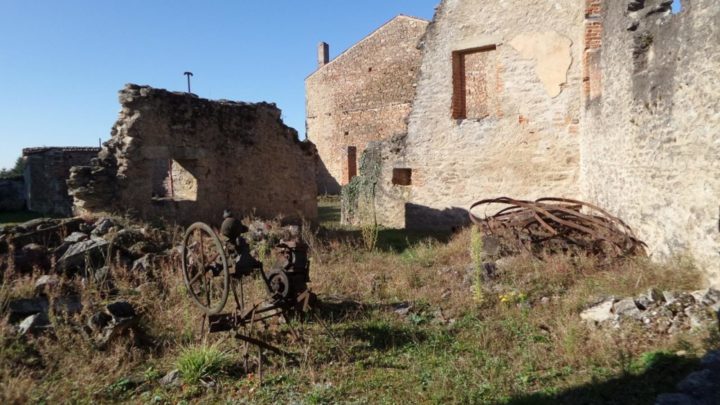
[22,147,101,156]
[306,14,430,80]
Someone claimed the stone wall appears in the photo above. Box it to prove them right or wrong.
[363,0,585,229]
[69,84,318,227]
[0,177,26,212]
[22,147,100,216]
[582,0,720,285]
[306,15,428,195]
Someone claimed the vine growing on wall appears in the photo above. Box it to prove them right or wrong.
[341,145,382,226]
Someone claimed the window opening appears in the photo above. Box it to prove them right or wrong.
[151,159,197,201]
[392,168,412,186]
[452,45,499,120]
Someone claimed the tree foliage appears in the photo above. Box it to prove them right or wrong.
[0,157,25,179]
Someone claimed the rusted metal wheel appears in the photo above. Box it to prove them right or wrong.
[181,222,229,315]
[267,269,290,300]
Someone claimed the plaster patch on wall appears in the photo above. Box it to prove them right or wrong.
[508,31,572,97]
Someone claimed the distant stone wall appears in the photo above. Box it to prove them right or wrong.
[582,0,720,285]
[368,0,585,229]
[306,16,428,194]
[22,147,100,215]
[68,84,318,227]
[0,177,26,212]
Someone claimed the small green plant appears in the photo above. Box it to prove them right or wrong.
[176,344,230,384]
[470,227,485,303]
[143,366,162,381]
[359,184,379,252]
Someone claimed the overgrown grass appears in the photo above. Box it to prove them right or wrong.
[0,207,717,404]
[176,344,231,384]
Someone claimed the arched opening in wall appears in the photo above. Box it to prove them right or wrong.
[151,159,198,201]
[671,0,682,14]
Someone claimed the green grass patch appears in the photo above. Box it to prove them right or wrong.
[176,344,231,384]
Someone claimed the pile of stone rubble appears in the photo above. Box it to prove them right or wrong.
[581,288,720,334]
[1,216,171,346]
[1,215,303,346]
[0,216,169,278]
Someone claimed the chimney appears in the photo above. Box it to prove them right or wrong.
[318,42,329,68]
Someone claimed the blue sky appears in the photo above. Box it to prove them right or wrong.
[0,0,684,170]
[0,0,438,169]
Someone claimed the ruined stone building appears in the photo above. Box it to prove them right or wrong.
[306,15,429,194]
[22,147,100,215]
[69,84,318,226]
[337,0,719,285]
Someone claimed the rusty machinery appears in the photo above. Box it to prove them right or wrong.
[469,197,647,258]
[180,211,316,375]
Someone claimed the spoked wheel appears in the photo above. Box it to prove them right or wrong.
[181,222,229,315]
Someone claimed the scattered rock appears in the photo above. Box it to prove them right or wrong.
[87,312,113,331]
[8,297,49,323]
[34,275,60,295]
[583,288,719,335]
[92,218,115,236]
[17,312,51,335]
[64,232,89,243]
[52,295,83,317]
[17,218,53,232]
[57,237,109,273]
[663,291,677,304]
[159,369,181,387]
[107,301,136,319]
[131,254,154,272]
[581,298,616,323]
[393,302,412,316]
[613,297,642,319]
[91,301,139,349]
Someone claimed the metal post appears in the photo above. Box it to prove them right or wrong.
[183,71,193,93]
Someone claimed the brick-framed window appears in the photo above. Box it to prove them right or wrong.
[392,168,412,186]
[452,45,498,120]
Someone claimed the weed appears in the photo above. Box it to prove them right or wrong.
[471,227,485,303]
[176,344,231,384]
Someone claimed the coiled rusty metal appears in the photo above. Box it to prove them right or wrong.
[469,197,647,258]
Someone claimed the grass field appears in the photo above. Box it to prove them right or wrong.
[0,200,717,404]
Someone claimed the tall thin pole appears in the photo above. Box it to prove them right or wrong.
[184,71,193,93]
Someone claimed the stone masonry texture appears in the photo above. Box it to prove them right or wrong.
[306,15,429,194]
[68,84,318,227]
[376,0,585,229]
[22,147,100,216]
[347,1,719,285]
[583,0,720,285]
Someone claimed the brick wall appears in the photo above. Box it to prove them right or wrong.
[583,0,603,101]
[69,84,318,226]
[22,147,100,215]
[306,15,428,194]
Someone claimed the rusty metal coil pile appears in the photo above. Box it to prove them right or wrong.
[469,197,647,258]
